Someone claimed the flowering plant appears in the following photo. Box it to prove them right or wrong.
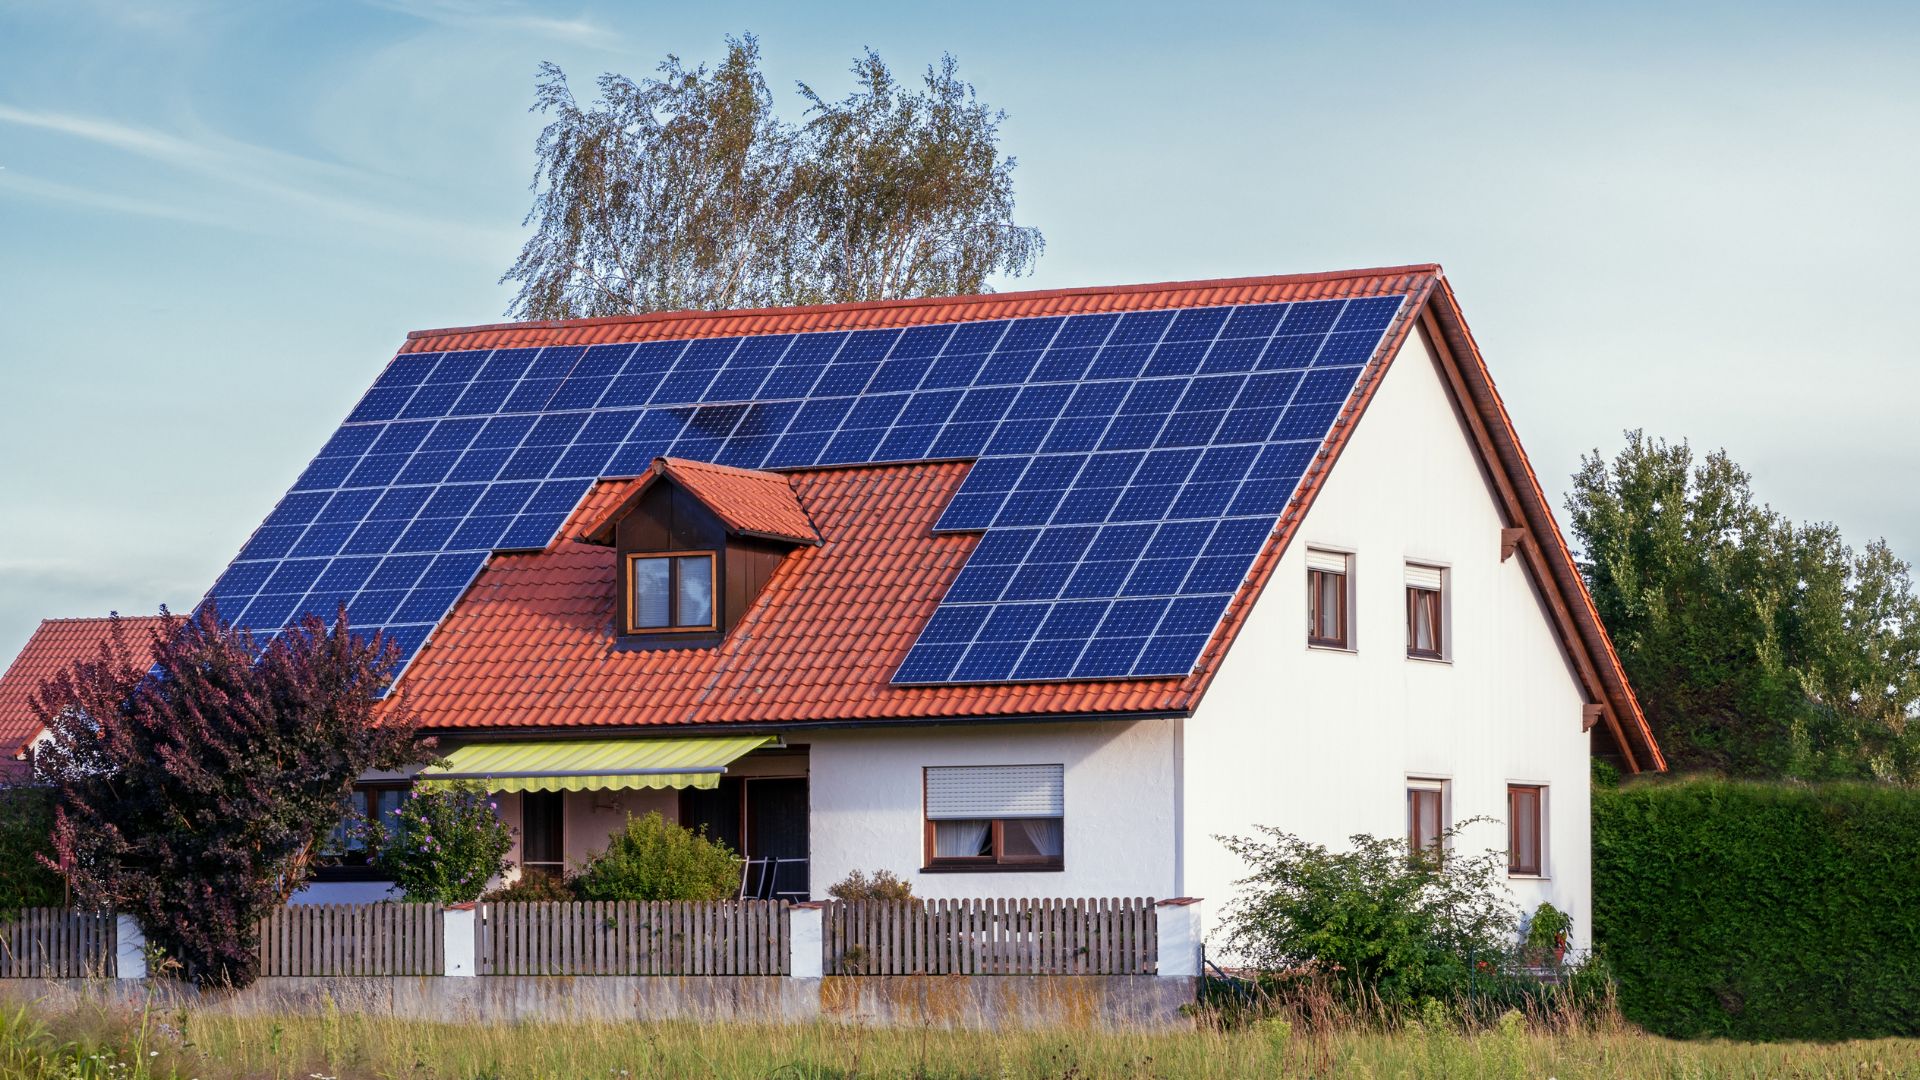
[372,781,513,903]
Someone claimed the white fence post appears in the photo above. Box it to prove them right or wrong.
[789,903,823,979]
[444,904,477,977]
[1154,898,1203,979]
[114,914,146,980]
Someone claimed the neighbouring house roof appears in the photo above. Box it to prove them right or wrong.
[581,457,820,547]
[0,616,168,762]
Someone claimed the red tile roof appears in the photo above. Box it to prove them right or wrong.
[0,616,168,760]
[401,463,1204,730]
[582,458,820,547]
[384,265,1661,771]
[403,266,1444,353]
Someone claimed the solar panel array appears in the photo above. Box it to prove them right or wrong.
[202,293,1409,685]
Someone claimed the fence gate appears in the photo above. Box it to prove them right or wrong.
[823,897,1158,976]
[256,903,445,976]
[478,900,790,976]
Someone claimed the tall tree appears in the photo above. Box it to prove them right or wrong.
[501,35,1042,320]
[1567,431,1920,780]
[32,609,419,987]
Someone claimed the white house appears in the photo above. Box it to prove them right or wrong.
[189,264,1662,947]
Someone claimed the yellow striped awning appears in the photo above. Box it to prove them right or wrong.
[415,736,775,793]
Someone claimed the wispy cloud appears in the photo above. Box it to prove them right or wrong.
[0,169,231,229]
[0,102,518,255]
[362,0,623,48]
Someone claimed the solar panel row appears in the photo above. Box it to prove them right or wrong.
[201,293,1409,685]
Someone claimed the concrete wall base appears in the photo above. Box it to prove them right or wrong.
[0,975,1197,1030]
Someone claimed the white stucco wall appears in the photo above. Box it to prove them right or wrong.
[803,719,1180,900]
[1181,326,1595,949]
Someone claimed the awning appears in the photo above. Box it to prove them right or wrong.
[415,736,776,793]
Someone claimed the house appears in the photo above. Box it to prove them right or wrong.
[198,265,1663,943]
[0,616,168,783]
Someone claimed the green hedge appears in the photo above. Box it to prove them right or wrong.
[0,785,66,913]
[1594,777,1920,1040]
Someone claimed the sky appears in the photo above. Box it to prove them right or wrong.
[1,0,1917,662]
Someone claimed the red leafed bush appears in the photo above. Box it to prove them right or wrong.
[32,607,419,988]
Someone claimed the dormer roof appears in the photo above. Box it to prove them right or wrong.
[580,458,820,547]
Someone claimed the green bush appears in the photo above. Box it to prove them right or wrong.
[827,869,914,901]
[372,783,514,904]
[1216,824,1520,1009]
[573,812,739,902]
[0,786,65,913]
[1594,777,1920,1039]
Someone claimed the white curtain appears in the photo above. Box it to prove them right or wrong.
[934,819,992,858]
[1011,818,1063,857]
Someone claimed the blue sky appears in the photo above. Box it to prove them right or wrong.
[2,0,1917,661]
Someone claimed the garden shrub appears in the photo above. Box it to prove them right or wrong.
[1216,824,1520,1010]
[33,609,417,987]
[572,812,739,901]
[372,783,514,904]
[0,786,65,913]
[827,869,914,901]
[1594,777,1920,1039]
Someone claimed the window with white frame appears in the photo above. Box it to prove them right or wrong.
[1306,548,1352,649]
[923,764,1064,870]
[1405,562,1446,660]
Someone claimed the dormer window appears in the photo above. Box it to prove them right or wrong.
[583,457,822,650]
[627,552,716,633]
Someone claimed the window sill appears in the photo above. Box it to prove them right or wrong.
[1406,654,1452,665]
[1508,873,1550,881]
[920,864,1065,874]
[1306,643,1356,655]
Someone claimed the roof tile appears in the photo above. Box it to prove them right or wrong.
[0,616,168,759]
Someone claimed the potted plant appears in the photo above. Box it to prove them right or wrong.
[1522,902,1573,968]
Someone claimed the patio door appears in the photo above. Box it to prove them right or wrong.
[682,776,809,900]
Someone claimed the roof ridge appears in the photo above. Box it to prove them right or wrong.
[35,614,167,625]
[404,265,1443,343]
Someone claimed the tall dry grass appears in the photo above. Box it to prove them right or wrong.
[5,996,1920,1078]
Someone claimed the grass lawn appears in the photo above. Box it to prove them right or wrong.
[6,1004,1920,1078]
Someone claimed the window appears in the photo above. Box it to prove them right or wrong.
[1306,549,1351,648]
[1508,784,1544,876]
[924,764,1064,870]
[318,784,406,868]
[1407,781,1447,855]
[625,552,715,633]
[1406,563,1446,659]
[522,790,565,878]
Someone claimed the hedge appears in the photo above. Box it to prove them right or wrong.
[1593,777,1920,1040]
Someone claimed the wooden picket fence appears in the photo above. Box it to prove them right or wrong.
[478,901,790,976]
[822,897,1158,976]
[0,908,116,979]
[257,903,445,976]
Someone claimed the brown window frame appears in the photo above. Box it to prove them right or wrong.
[1407,783,1446,856]
[623,550,718,635]
[315,782,409,878]
[921,817,1065,872]
[1406,585,1444,659]
[1308,565,1349,649]
[1508,784,1544,876]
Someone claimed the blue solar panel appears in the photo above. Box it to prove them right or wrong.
[202,294,1410,685]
